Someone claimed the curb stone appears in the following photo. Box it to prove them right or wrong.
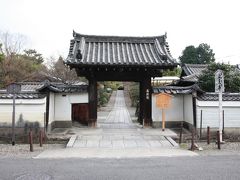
[66,135,77,148]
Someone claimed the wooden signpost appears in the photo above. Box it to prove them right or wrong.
[7,83,21,146]
[156,93,173,131]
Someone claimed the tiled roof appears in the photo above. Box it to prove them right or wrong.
[38,83,88,93]
[198,93,240,101]
[181,64,240,82]
[0,81,88,99]
[182,64,207,76]
[152,84,203,94]
[181,64,207,82]
[0,93,45,99]
[17,81,87,93]
[20,82,46,92]
[181,74,199,82]
[65,31,177,67]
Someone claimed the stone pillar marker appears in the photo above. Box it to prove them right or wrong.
[215,69,224,142]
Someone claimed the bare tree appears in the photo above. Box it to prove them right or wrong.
[44,56,86,84]
[0,31,45,87]
[0,31,27,56]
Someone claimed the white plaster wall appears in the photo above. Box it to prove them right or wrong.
[152,94,183,122]
[0,98,46,126]
[196,100,240,128]
[224,108,240,127]
[54,93,88,121]
[183,95,193,125]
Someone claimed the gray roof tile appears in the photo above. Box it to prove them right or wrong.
[66,32,177,67]
[153,84,202,94]
[182,64,207,76]
[0,81,88,99]
[0,93,45,99]
[197,93,240,101]
[181,64,207,82]
[181,74,200,82]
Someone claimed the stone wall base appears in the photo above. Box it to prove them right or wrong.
[152,121,194,130]
[0,127,44,142]
[50,121,72,130]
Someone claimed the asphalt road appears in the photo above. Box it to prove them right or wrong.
[0,156,240,180]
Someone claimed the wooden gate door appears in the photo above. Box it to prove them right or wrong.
[72,103,89,125]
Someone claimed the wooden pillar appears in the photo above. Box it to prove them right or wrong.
[45,92,50,130]
[141,76,152,127]
[192,91,197,128]
[88,77,97,127]
[138,82,144,125]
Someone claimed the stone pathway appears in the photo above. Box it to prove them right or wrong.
[72,90,177,149]
[72,128,177,149]
[98,90,135,129]
[36,90,198,158]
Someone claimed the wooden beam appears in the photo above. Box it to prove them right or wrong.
[139,82,144,125]
[192,92,197,128]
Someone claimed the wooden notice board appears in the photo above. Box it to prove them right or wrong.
[155,93,173,131]
[156,93,172,109]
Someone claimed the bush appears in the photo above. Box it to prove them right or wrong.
[129,83,139,107]
[98,88,111,106]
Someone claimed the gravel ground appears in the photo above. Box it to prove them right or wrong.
[181,142,240,156]
[0,144,65,159]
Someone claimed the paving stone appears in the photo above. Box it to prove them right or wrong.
[143,135,164,140]
[86,140,99,148]
[81,135,102,140]
[158,136,167,140]
[143,135,155,140]
[102,135,123,140]
[148,140,162,148]
[76,135,82,140]
[124,135,142,140]
[112,140,125,148]
[135,140,150,148]
[124,140,137,148]
[73,140,87,148]
[161,140,173,147]
[70,90,179,153]
[99,140,112,148]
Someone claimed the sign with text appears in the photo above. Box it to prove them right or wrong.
[156,93,172,109]
[7,83,21,94]
[215,69,224,92]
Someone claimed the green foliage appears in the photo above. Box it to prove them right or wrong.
[98,88,111,106]
[179,43,215,64]
[22,49,44,64]
[102,81,120,90]
[97,81,120,106]
[198,63,240,92]
[0,48,45,87]
[162,67,182,77]
[129,82,139,107]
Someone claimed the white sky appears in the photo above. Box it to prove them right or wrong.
[1,0,240,64]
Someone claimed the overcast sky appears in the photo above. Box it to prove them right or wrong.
[1,0,240,64]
